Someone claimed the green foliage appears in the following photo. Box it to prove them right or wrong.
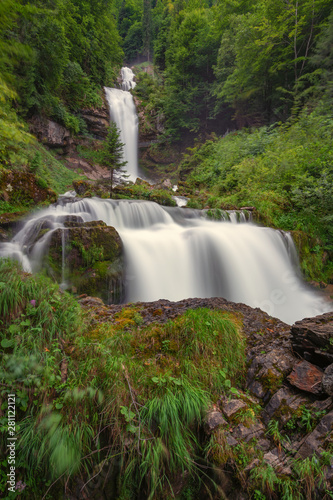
[178,104,333,281]
[98,123,127,197]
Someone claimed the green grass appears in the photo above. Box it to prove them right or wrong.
[1,260,332,499]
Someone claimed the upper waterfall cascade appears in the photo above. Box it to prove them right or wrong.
[104,67,138,181]
[0,197,331,325]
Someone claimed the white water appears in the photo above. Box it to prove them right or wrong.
[1,65,331,324]
[1,197,331,325]
[104,67,139,182]
[121,67,136,91]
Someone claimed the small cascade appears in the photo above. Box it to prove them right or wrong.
[104,67,139,182]
[1,197,331,325]
[121,67,136,91]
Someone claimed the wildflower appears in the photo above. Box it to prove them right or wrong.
[6,183,13,192]
[30,300,36,307]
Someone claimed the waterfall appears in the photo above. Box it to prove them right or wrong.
[2,198,331,325]
[104,67,139,182]
[1,64,332,325]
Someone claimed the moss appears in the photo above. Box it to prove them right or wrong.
[260,369,284,394]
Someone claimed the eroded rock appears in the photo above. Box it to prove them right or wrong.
[205,410,227,434]
[287,360,323,394]
[291,312,333,368]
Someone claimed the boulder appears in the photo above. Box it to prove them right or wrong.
[30,116,71,149]
[264,387,307,424]
[287,360,323,394]
[221,399,248,419]
[205,410,227,434]
[47,220,124,303]
[246,348,297,400]
[291,312,333,368]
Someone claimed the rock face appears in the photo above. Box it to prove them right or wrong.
[46,219,123,303]
[291,312,333,367]
[80,96,110,139]
[30,116,72,149]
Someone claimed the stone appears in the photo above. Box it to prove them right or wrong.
[30,116,71,149]
[297,410,333,459]
[247,348,297,399]
[287,360,323,394]
[257,438,271,452]
[81,97,110,138]
[225,433,238,447]
[322,364,333,396]
[232,422,265,442]
[263,451,292,475]
[264,387,307,424]
[154,178,173,191]
[205,410,227,434]
[72,180,93,196]
[222,399,248,419]
[47,220,124,303]
[291,312,333,368]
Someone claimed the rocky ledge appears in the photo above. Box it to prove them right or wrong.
[79,296,333,497]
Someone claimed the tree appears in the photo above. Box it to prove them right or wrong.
[99,123,127,198]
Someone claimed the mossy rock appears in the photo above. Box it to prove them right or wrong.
[0,170,57,207]
[46,220,124,303]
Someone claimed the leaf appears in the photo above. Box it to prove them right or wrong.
[20,319,31,327]
[1,338,14,348]
[8,324,19,335]
[224,379,231,388]
[55,402,63,409]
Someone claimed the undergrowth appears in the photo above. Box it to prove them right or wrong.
[1,260,332,499]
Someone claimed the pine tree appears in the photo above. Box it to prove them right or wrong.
[99,123,127,198]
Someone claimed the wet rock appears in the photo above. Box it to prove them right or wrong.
[47,220,124,303]
[291,312,333,368]
[287,360,323,394]
[297,410,333,459]
[72,180,93,196]
[264,387,307,424]
[205,410,227,434]
[322,365,333,396]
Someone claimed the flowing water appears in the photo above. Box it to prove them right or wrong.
[1,67,331,324]
[104,67,139,182]
[1,197,331,325]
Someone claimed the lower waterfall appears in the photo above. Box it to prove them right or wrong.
[1,196,331,325]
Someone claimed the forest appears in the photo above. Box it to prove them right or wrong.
[1,0,333,498]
